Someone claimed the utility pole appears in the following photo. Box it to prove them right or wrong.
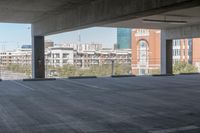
[0,57,1,79]
[111,60,115,75]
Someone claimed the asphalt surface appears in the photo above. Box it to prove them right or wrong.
[0,75,200,132]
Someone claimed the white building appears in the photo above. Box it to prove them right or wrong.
[62,43,103,52]
[0,44,132,68]
[0,46,32,67]
[74,49,132,68]
[46,47,74,67]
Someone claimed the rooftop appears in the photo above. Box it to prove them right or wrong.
[0,75,200,132]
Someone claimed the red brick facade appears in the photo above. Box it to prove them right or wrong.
[132,29,200,75]
[132,29,160,75]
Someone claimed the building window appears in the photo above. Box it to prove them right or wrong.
[63,60,68,63]
[56,60,60,63]
[138,40,148,66]
[188,39,193,64]
[55,53,60,58]
[138,40,149,75]
[140,69,146,75]
[63,53,69,58]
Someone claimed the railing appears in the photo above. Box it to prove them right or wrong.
[0,57,200,80]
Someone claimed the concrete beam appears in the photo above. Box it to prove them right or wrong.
[32,0,200,36]
[164,24,200,39]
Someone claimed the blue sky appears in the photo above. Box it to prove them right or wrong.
[0,23,31,51]
[0,23,117,51]
[46,27,117,48]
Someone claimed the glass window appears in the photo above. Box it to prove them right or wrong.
[55,53,60,58]
[139,40,148,66]
[63,53,69,58]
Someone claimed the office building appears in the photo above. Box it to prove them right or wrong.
[132,29,200,75]
[117,28,132,49]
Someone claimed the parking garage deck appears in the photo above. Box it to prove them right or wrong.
[0,75,200,132]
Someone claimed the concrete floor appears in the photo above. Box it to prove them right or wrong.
[0,75,200,133]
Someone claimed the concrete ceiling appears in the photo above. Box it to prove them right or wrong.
[1,0,199,35]
[104,6,200,29]
[0,0,96,23]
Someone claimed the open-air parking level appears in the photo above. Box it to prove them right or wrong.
[0,0,200,132]
[0,75,200,132]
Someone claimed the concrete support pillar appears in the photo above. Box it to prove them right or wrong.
[161,30,173,75]
[32,36,45,78]
[166,40,173,74]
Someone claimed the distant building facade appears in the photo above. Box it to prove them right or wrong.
[45,40,54,48]
[192,38,200,72]
[0,43,131,69]
[131,29,200,75]
[173,38,200,71]
[63,43,103,52]
[117,28,132,49]
[46,47,74,67]
[0,45,32,67]
[132,29,160,75]
[74,49,132,68]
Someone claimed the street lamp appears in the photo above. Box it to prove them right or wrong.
[45,58,49,78]
[111,59,115,76]
[0,57,2,78]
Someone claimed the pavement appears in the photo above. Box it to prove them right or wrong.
[0,75,200,132]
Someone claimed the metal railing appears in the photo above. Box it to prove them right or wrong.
[0,57,200,80]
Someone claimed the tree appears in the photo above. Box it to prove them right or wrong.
[50,63,132,77]
[173,61,198,74]
[6,64,32,76]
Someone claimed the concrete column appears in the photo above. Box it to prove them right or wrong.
[166,40,173,74]
[161,30,173,75]
[32,36,45,78]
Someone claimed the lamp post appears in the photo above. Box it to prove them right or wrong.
[0,57,2,79]
[111,60,115,76]
[45,58,49,78]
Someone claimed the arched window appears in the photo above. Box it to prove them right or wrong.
[138,40,149,75]
[139,40,148,65]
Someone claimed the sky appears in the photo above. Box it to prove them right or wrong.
[0,23,31,51]
[0,23,117,51]
[46,27,117,48]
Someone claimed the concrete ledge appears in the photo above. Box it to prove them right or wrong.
[111,75,136,78]
[152,74,175,77]
[68,76,97,79]
[23,78,56,81]
[179,73,200,75]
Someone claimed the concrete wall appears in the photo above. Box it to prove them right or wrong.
[161,30,167,74]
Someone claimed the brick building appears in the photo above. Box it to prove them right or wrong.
[131,29,200,75]
[132,29,160,75]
